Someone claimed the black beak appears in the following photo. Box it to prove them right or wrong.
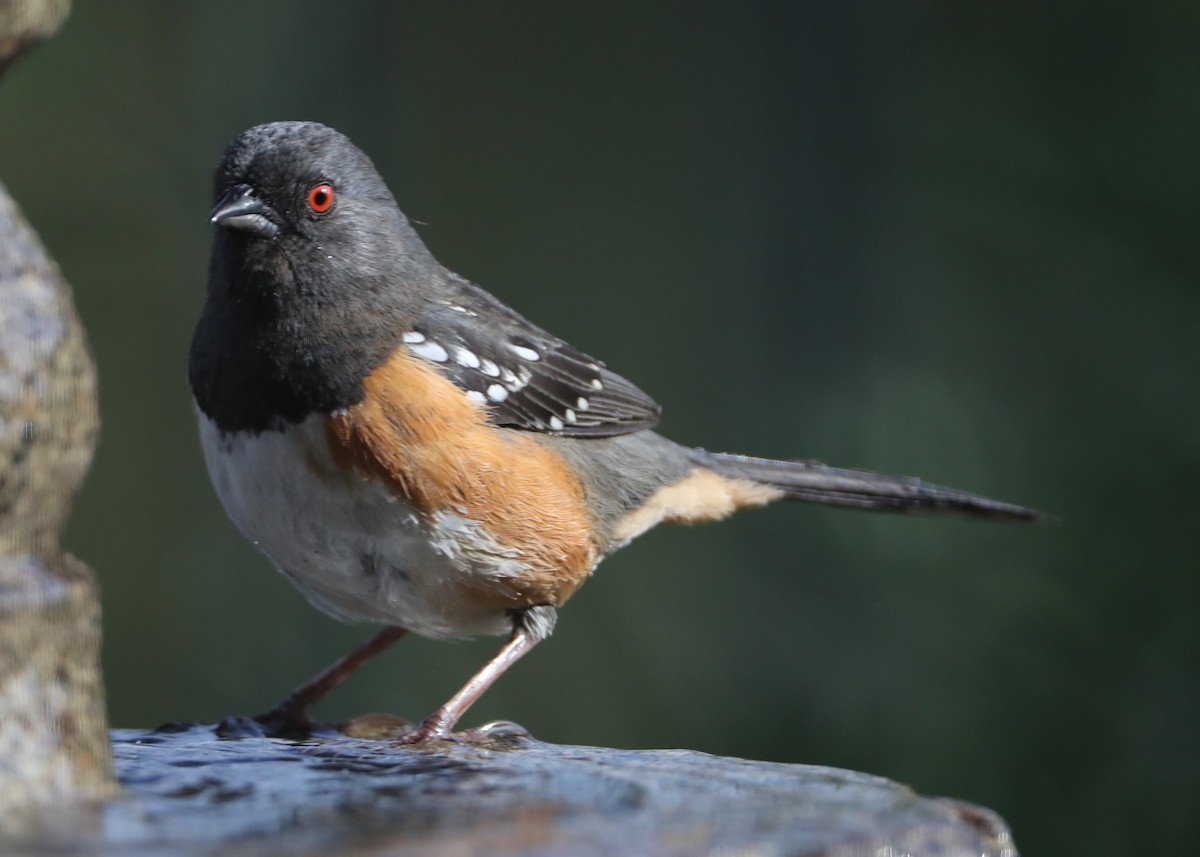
[210,186,279,239]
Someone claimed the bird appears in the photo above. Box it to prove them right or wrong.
[189,120,1041,743]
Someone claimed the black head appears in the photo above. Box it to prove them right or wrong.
[192,122,440,432]
[209,121,438,298]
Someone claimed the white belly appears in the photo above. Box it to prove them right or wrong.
[197,411,513,639]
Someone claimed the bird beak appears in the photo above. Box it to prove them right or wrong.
[210,185,280,239]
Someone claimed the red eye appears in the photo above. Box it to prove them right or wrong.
[307,183,334,213]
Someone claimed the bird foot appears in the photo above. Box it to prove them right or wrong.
[395,717,459,746]
[395,718,533,748]
[248,703,321,739]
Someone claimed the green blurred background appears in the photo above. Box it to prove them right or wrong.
[2,2,1196,854]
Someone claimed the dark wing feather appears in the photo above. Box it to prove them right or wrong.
[407,274,661,437]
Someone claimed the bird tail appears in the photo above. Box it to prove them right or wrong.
[699,451,1044,521]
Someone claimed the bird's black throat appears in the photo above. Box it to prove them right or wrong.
[189,237,412,434]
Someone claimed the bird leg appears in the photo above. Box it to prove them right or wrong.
[403,616,544,744]
[255,624,408,736]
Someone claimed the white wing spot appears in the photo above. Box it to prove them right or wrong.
[506,369,530,393]
[410,340,449,363]
[549,416,564,431]
[576,397,590,410]
[480,359,501,377]
[486,384,509,402]
[590,379,604,391]
[465,390,487,405]
[564,408,577,423]
[402,331,425,344]
[509,344,541,362]
[454,348,481,369]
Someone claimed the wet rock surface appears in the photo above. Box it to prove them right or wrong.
[10,722,1018,856]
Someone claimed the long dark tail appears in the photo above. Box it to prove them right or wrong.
[701,451,1044,521]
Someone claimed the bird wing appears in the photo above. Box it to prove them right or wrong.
[404,274,662,437]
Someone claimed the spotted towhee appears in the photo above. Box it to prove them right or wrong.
[189,122,1041,743]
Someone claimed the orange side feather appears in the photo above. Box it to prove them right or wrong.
[325,347,598,610]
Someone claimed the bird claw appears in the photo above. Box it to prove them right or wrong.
[250,704,319,739]
[396,715,460,746]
